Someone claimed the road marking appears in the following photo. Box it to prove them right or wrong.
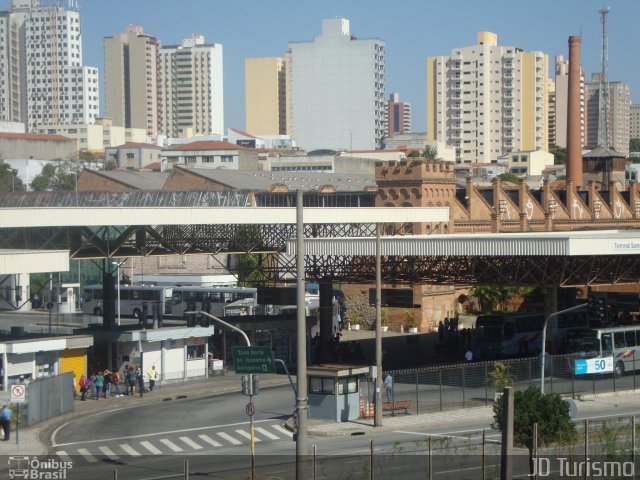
[271,425,293,438]
[198,434,222,447]
[119,443,141,456]
[140,441,162,454]
[217,432,242,445]
[160,438,183,452]
[179,436,202,450]
[97,446,119,460]
[235,429,261,442]
[55,451,71,462]
[77,448,98,463]
[255,427,279,440]
[52,418,275,447]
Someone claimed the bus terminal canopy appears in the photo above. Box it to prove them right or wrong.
[278,230,640,287]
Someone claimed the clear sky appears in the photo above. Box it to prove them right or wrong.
[11,0,640,133]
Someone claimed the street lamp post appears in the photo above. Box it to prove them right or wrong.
[540,303,587,393]
[112,261,121,326]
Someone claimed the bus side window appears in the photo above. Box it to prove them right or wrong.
[625,330,637,347]
[601,334,613,354]
[503,324,515,341]
[614,332,626,349]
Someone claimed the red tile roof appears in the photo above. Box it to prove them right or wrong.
[0,132,73,141]
[166,140,251,151]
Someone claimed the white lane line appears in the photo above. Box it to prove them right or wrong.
[77,448,98,463]
[179,436,202,450]
[198,434,222,447]
[217,432,242,445]
[139,441,162,454]
[255,427,279,440]
[55,451,72,462]
[235,429,261,442]
[119,443,141,456]
[271,425,293,438]
[97,446,119,460]
[160,438,183,452]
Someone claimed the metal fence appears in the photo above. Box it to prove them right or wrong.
[24,372,74,427]
[359,354,640,416]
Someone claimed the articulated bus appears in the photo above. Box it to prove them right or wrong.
[166,286,258,319]
[81,284,172,318]
[570,325,640,377]
[473,309,589,359]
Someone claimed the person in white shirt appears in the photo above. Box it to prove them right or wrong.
[465,349,473,363]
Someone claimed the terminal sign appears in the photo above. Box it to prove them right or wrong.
[232,346,276,374]
[574,357,613,375]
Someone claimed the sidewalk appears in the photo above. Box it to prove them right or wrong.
[308,389,640,437]
[0,371,292,456]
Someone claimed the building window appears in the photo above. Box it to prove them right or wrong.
[185,156,196,164]
[126,153,135,160]
[220,155,233,163]
[202,156,214,163]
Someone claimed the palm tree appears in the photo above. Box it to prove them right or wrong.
[423,145,439,160]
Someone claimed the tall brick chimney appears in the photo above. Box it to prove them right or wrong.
[566,36,583,190]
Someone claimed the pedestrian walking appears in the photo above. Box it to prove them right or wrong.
[146,366,158,392]
[94,371,104,400]
[126,366,135,396]
[103,370,112,398]
[112,370,121,397]
[383,374,393,402]
[0,405,11,441]
[79,374,89,401]
[135,366,144,397]
[465,349,473,363]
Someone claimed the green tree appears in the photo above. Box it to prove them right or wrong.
[30,160,79,191]
[0,164,26,192]
[407,149,422,157]
[492,386,577,474]
[237,252,269,287]
[423,145,439,160]
[550,146,567,165]
[497,172,520,183]
[469,285,531,312]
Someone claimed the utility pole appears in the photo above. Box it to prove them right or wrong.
[374,224,382,427]
[295,189,308,479]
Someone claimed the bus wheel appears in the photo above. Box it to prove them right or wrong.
[94,307,102,316]
[614,361,625,378]
[133,308,141,319]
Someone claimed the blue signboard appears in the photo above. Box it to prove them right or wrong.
[574,357,613,375]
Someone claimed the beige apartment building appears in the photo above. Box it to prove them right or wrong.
[158,35,224,138]
[245,57,288,136]
[104,25,160,140]
[586,74,630,156]
[553,55,586,148]
[427,32,549,163]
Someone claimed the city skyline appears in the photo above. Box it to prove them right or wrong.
[3,0,639,136]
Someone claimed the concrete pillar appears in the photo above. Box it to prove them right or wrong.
[519,212,528,232]
[102,267,115,330]
[2,352,7,391]
[566,36,583,190]
[500,386,514,480]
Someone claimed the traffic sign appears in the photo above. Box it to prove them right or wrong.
[232,346,276,374]
[10,384,26,403]
[246,402,255,416]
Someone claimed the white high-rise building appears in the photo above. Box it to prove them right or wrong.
[288,18,386,151]
[427,32,549,164]
[6,0,100,131]
[158,34,223,138]
[586,74,630,156]
[630,104,640,141]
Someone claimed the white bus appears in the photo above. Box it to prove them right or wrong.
[166,286,258,319]
[81,284,172,318]
[571,325,640,377]
[473,309,589,359]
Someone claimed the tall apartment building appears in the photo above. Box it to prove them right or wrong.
[287,18,386,151]
[427,32,548,163]
[553,55,586,149]
[387,92,411,138]
[0,0,99,131]
[628,104,640,141]
[245,57,288,136]
[586,74,630,156]
[157,34,223,138]
[104,25,159,140]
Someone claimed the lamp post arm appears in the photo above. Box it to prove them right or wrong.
[540,303,587,393]
[187,310,251,347]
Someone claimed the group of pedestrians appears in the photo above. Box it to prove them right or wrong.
[78,365,158,400]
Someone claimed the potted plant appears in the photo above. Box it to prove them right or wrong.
[404,310,418,333]
[350,310,361,331]
[381,308,389,332]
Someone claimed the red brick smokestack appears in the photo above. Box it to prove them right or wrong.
[566,36,582,190]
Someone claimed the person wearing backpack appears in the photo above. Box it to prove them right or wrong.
[79,374,89,401]
[1,405,12,441]
[112,370,121,397]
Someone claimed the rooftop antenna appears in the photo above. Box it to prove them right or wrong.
[598,6,610,149]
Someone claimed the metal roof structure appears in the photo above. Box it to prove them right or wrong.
[272,230,640,287]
